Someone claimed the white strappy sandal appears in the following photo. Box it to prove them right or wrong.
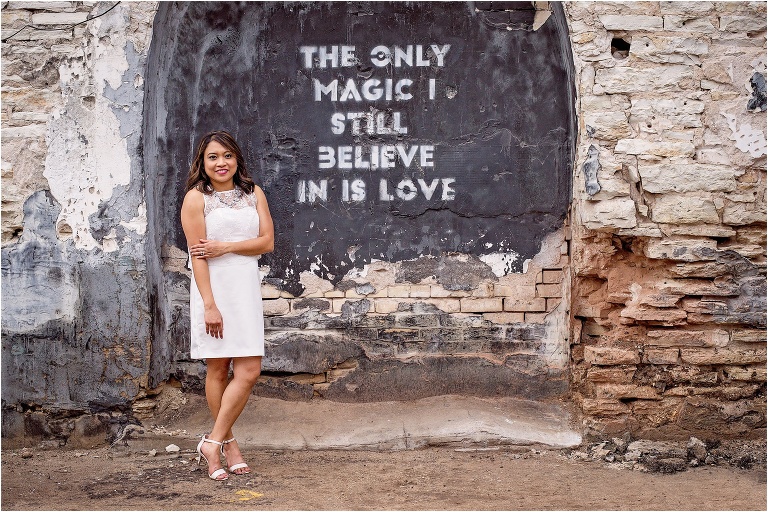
[222,437,251,474]
[196,434,228,481]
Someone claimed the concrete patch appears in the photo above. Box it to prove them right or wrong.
[155,394,582,450]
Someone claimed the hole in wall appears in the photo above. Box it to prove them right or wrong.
[611,37,630,59]
[57,221,72,238]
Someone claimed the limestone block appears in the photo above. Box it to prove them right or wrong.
[731,329,766,343]
[639,163,742,194]
[7,1,76,9]
[595,384,662,400]
[659,224,736,238]
[584,346,641,365]
[598,14,663,31]
[30,12,89,24]
[722,365,767,382]
[261,284,282,299]
[580,398,630,416]
[547,298,562,312]
[591,167,633,201]
[614,138,695,157]
[644,237,718,261]
[586,366,637,383]
[542,270,564,284]
[656,277,740,297]
[662,16,717,33]
[263,298,290,316]
[429,286,470,298]
[719,15,767,33]
[630,98,705,129]
[581,94,631,113]
[646,329,729,348]
[422,298,461,313]
[637,291,684,308]
[696,148,731,165]
[524,313,549,323]
[580,197,637,230]
[1,125,48,138]
[1,10,31,27]
[619,305,687,324]
[659,2,714,15]
[650,195,720,224]
[503,297,546,313]
[409,284,431,298]
[536,283,562,298]
[644,348,680,364]
[460,297,502,313]
[681,298,727,315]
[483,312,525,324]
[680,348,767,365]
[583,111,632,141]
[387,285,411,298]
[722,200,766,226]
[630,36,709,65]
[470,281,495,298]
[596,65,694,94]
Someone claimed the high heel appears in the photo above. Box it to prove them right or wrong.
[196,434,228,481]
[222,437,251,474]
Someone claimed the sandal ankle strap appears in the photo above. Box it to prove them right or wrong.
[202,435,225,447]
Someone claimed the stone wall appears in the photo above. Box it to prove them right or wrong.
[566,1,766,440]
[1,1,765,445]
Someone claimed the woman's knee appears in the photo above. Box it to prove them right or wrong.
[233,357,262,386]
[206,358,231,381]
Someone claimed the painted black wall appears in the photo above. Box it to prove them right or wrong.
[144,1,575,297]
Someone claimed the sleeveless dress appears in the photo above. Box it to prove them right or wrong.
[189,188,265,359]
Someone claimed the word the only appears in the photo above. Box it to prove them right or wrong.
[301,44,451,103]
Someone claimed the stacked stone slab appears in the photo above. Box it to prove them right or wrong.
[567,1,766,439]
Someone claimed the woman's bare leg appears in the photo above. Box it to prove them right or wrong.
[199,357,232,477]
[209,356,262,473]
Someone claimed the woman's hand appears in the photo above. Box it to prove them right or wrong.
[190,239,230,259]
[204,304,224,338]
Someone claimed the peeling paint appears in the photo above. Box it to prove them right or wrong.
[747,72,766,112]
[479,252,522,277]
[582,144,602,196]
[722,113,767,157]
[44,6,134,251]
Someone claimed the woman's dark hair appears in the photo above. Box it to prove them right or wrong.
[185,131,255,194]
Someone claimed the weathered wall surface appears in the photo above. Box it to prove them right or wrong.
[1,1,158,443]
[566,1,766,440]
[1,1,765,447]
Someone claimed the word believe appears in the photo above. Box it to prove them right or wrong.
[318,144,434,170]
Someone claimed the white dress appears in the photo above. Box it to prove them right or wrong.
[189,188,265,359]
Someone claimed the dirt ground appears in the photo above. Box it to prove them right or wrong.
[2,444,766,511]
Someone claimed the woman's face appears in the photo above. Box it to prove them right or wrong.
[203,140,237,191]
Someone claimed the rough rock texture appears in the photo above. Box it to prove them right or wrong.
[567,0,766,440]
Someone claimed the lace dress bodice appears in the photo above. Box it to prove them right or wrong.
[199,188,260,267]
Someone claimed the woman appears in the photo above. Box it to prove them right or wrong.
[181,131,274,481]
